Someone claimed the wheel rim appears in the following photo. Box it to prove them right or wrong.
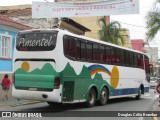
[101,91,107,102]
[89,92,95,104]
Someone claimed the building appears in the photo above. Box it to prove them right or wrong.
[1,5,131,48]
[131,39,146,53]
[118,28,131,48]
[145,47,159,77]
[0,15,32,72]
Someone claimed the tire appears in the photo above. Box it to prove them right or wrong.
[135,89,141,100]
[86,89,96,107]
[98,87,108,105]
[47,102,62,107]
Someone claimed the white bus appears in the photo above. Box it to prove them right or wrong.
[12,29,150,107]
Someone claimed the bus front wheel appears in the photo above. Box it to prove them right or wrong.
[135,89,142,100]
[98,87,108,105]
[86,89,96,107]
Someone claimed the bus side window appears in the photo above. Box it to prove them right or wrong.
[141,55,144,69]
[130,52,134,66]
[100,45,105,63]
[80,40,86,60]
[86,42,93,61]
[93,43,100,62]
[144,55,149,72]
[64,36,76,59]
[111,47,116,64]
[121,50,126,66]
[116,48,121,65]
[134,53,138,67]
[126,51,130,66]
[106,45,111,63]
[76,40,81,59]
[137,54,142,68]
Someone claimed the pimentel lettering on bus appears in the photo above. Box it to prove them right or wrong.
[17,37,54,47]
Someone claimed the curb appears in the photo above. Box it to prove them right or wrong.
[0,101,43,108]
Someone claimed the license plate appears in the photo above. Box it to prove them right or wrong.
[29,88,37,91]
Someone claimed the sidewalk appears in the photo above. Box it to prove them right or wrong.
[0,97,42,108]
[153,101,160,120]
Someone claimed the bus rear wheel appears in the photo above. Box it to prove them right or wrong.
[98,87,108,105]
[86,88,96,107]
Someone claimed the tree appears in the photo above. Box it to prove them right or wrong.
[146,0,160,41]
[98,17,123,45]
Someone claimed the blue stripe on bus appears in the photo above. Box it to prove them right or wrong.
[110,87,150,96]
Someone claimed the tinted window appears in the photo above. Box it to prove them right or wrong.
[140,55,144,68]
[126,51,130,65]
[16,32,57,51]
[106,46,111,63]
[121,50,126,65]
[134,53,138,67]
[130,52,134,66]
[64,36,76,59]
[93,43,99,61]
[137,54,142,68]
[144,55,149,73]
[100,45,105,63]
[86,42,93,60]
[80,40,86,60]
[111,47,116,64]
[76,40,81,59]
[116,49,121,65]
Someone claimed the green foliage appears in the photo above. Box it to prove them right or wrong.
[98,17,124,45]
[146,0,160,41]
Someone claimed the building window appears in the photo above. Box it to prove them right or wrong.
[1,35,12,59]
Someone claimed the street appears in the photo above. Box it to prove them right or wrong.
[0,88,159,120]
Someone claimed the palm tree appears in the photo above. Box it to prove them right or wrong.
[146,0,160,41]
[98,17,123,45]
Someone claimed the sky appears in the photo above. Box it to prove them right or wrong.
[0,0,159,47]
[111,0,159,45]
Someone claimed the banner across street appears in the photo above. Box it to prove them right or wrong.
[32,0,139,18]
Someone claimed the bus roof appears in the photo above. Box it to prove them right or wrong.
[18,28,147,56]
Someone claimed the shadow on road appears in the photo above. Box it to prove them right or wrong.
[22,97,139,112]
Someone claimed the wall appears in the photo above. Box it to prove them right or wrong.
[131,39,146,53]
[118,28,131,48]
[71,16,109,40]
[0,27,16,72]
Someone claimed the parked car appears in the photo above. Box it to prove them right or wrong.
[150,77,157,88]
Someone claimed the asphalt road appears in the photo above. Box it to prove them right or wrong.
[0,89,159,120]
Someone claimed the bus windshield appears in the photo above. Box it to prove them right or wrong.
[16,32,58,51]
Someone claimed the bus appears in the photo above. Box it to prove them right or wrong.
[12,29,150,107]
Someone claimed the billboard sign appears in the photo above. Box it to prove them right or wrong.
[32,0,139,18]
